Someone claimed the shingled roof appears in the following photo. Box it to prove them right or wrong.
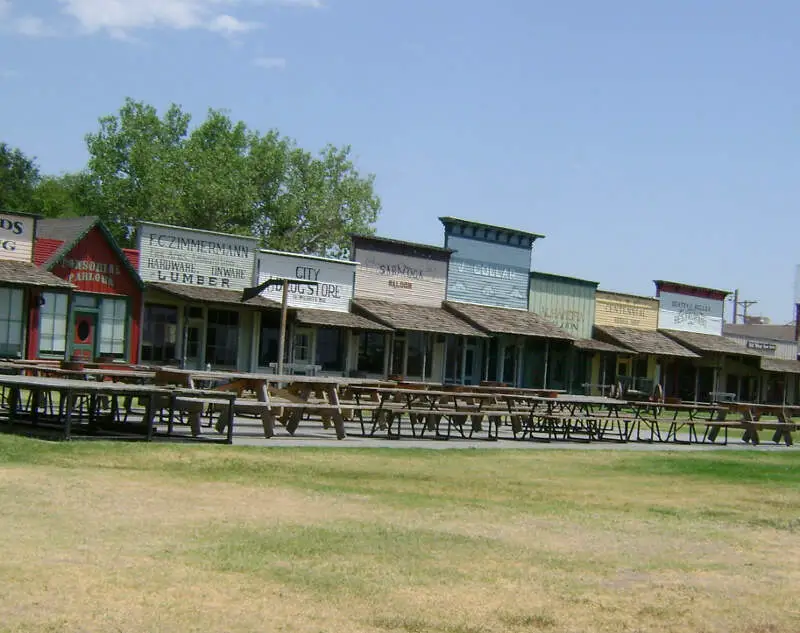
[146,282,280,309]
[595,325,698,358]
[36,216,143,289]
[760,358,800,375]
[295,308,391,332]
[36,216,98,269]
[660,329,760,357]
[352,298,486,337]
[444,301,574,340]
[0,260,73,289]
[573,338,633,354]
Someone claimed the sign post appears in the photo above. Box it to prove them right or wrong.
[242,277,319,376]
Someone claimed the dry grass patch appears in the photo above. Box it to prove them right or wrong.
[0,437,799,632]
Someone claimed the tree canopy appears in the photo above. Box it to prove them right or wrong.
[0,142,41,212]
[1,98,381,255]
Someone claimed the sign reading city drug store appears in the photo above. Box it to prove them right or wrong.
[256,250,355,311]
[0,212,34,262]
[137,222,257,291]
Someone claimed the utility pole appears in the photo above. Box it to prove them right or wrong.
[729,289,757,324]
[739,299,758,323]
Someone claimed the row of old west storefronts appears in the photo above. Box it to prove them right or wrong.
[2,210,798,404]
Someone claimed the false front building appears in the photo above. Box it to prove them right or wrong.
[253,249,389,375]
[529,271,630,394]
[137,222,277,370]
[593,289,697,397]
[0,212,73,360]
[31,217,142,363]
[440,217,573,387]
[350,235,485,382]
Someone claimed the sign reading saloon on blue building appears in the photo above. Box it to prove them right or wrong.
[441,217,543,310]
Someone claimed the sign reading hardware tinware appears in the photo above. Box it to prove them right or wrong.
[137,223,257,291]
[658,290,724,336]
[0,212,34,262]
[257,251,355,311]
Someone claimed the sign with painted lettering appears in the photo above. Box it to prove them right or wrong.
[62,258,121,289]
[746,340,777,353]
[257,251,354,311]
[137,223,257,291]
[445,235,530,309]
[0,213,34,262]
[658,290,724,336]
[353,247,447,306]
[595,291,659,330]
[529,273,597,339]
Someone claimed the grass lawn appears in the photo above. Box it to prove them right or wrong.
[0,436,798,633]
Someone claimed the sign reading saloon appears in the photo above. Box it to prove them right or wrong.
[257,251,355,311]
[137,223,257,291]
[658,291,724,336]
[0,213,34,262]
[352,246,448,306]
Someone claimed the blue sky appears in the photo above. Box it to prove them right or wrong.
[1,0,797,322]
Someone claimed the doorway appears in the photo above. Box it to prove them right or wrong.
[72,312,97,362]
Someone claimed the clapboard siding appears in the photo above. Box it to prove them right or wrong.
[445,235,530,309]
[0,212,35,263]
[529,276,595,339]
[723,333,799,361]
[352,246,447,306]
[595,290,659,330]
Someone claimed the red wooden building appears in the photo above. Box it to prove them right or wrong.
[30,217,144,363]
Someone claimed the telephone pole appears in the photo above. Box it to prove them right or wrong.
[729,289,758,324]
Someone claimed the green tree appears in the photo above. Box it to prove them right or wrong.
[81,98,380,252]
[31,173,95,218]
[0,142,40,212]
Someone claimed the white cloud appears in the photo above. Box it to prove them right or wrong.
[54,0,319,38]
[253,56,286,70]
[0,68,19,79]
[0,0,10,20]
[208,13,258,35]
[14,15,55,36]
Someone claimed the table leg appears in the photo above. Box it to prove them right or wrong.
[63,390,74,441]
[257,381,274,439]
[144,394,155,441]
[326,385,346,440]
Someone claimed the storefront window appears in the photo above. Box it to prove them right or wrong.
[206,309,239,367]
[141,304,178,363]
[391,333,405,376]
[38,292,69,357]
[316,327,344,372]
[358,331,385,375]
[258,311,280,367]
[406,331,425,378]
[0,287,25,358]
[99,297,128,358]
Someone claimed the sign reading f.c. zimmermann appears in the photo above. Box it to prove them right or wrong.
[137,222,257,291]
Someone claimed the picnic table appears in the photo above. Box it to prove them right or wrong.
[627,401,727,444]
[152,368,384,440]
[0,373,173,440]
[0,366,239,443]
[714,402,800,446]
[344,385,518,440]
